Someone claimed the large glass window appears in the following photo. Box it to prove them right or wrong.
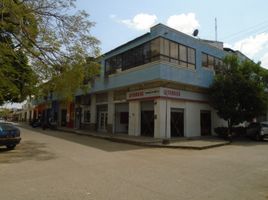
[150,38,160,61]
[202,53,208,67]
[202,52,222,70]
[187,48,196,69]
[134,45,144,66]
[160,38,170,61]
[208,55,214,69]
[105,55,122,74]
[170,41,178,64]
[122,51,132,70]
[179,44,187,62]
[179,44,187,67]
[214,58,223,73]
[105,37,197,75]
[143,43,151,63]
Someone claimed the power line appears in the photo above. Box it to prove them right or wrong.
[222,20,268,41]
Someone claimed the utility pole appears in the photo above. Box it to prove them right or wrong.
[215,17,218,41]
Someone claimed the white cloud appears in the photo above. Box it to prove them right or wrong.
[121,13,158,31]
[223,43,232,48]
[166,13,200,35]
[261,52,268,69]
[232,33,268,58]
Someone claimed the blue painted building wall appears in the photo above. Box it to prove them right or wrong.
[88,23,227,93]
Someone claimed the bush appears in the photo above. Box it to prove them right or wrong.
[214,127,228,139]
[214,126,246,139]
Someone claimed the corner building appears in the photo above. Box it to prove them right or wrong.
[75,24,230,138]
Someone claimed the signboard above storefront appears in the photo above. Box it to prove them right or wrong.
[127,87,207,102]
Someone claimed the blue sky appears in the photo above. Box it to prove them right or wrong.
[76,0,268,67]
[3,0,268,109]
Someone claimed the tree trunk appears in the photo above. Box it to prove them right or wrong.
[227,119,233,142]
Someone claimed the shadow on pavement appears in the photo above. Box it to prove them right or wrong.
[0,140,57,164]
[21,125,146,152]
[228,137,268,147]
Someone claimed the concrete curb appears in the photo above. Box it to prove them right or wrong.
[17,124,230,150]
[54,127,231,150]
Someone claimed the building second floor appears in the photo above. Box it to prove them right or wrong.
[90,23,230,93]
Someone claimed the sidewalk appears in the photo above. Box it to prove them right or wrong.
[56,126,230,150]
[16,123,230,150]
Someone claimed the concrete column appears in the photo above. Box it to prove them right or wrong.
[128,101,141,136]
[107,91,114,133]
[90,94,97,131]
[26,111,29,121]
[30,110,32,119]
[154,99,168,139]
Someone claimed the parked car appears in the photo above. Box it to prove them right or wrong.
[31,118,42,128]
[246,122,268,141]
[0,123,21,150]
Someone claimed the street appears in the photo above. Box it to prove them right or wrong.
[0,126,268,200]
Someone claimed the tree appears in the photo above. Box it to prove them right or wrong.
[0,0,100,104]
[0,107,11,120]
[0,34,37,104]
[209,55,268,136]
[50,57,100,102]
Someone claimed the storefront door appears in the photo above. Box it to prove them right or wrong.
[170,108,184,137]
[200,111,211,136]
[61,109,67,127]
[115,103,129,134]
[141,101,154,137]
[75,107,82,129]
[98,111,108,132]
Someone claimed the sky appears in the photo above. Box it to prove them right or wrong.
[3,0,268,109]
[75,0,268,67]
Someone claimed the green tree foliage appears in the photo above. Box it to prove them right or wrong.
[0,34,37,104]
[0,0,100,103]
[0,108,11,119]
[209,55,268,134]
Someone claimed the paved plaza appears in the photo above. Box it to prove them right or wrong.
[0,127,268,200]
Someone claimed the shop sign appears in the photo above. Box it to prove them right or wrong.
[127,87,207,102]
[127,88,160,100]
[161,88,180,98]
[127,88,181,100]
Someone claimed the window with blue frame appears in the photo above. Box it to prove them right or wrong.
[105,37,197,75]
[202,52,223,71]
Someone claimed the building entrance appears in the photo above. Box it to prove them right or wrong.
[115,103,129,134]
[97,104,108,132]
[200,111,211,136]
[75,107,82,129]
[170,108,184,137]
[141,101,154,137]
[61,109,67,127]
[98,111,108,132]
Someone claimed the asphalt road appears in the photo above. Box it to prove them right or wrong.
[0,126,268,200]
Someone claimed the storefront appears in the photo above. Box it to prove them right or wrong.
[140,101,154,137]
[114,103,129,134]
[59,101,74,128]
[127,87,216,138]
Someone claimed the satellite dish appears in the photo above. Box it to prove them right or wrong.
[193,29,199,37]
